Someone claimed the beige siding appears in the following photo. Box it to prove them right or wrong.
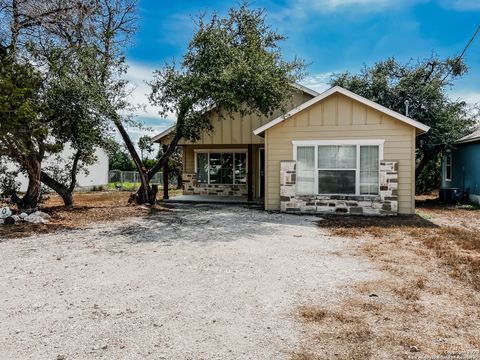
[175,91,312,146]
[265,93,417,214]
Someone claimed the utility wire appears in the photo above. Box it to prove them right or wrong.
[441,24,480,84]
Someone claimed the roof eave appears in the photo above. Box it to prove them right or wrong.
[151,125,175,143]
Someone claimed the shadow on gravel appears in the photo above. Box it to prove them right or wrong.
[112,203,316,244]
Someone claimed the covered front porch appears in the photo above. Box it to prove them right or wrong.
[165,143,265,202]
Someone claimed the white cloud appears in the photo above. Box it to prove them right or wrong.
[450,90,480,106]
[124,61,176,121]
[300,72,334,93]
[283,0,418,17]
[439,0,480,11]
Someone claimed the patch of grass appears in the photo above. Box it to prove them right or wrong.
[108,182,141,191]
[318,214,437,239]
[298,203,480,359]
[299,306,327,323]
[420,226,480,290]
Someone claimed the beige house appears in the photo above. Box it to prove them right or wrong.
[154,85,430,215]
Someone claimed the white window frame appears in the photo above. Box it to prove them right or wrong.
[444,152,452,182]
[194,149,248,185]
[292,140,385,196]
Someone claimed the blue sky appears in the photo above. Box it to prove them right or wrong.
[124,0,480,143]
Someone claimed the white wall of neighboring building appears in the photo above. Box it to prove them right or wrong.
[4,145,109,192]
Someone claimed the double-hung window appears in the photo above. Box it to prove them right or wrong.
[195,150,247,185]
[294,140,383,195]
[444,151,452,182]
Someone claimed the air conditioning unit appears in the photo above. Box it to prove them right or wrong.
[439,187,461,203]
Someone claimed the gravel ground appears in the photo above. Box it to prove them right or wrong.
[0,204,379,360]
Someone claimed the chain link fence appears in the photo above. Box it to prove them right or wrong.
[108,170,166,190]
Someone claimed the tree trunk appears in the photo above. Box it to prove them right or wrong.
[132,132,183,204]
[11,157,41,211]
[415,148,439,182]
[113,118,151,204]
[40,172,74,206]
[68,150,82,193]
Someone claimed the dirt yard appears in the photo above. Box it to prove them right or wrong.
[0,197,378,360]
[0,193,479,360]
[298,199,480,360]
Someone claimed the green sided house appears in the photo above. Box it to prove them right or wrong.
[153,85,430,216]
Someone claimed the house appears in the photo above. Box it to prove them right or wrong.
[441,128,480,205]
[5,145,109,192]
[154,85,430,215]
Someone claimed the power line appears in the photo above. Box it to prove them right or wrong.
[441,24,480,83]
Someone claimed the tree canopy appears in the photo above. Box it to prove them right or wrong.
[128,3,306,203]
[331,56,478,192]
[0,0,134,208]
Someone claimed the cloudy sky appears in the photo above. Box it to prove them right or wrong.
[124,0,480,143]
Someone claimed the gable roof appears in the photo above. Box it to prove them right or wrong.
[253,86,430,136]
[151,125,175,143]
[151,83,319,143]
[457,127,480,144]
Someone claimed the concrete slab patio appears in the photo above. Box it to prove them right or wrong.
[163,195,263,206]
[0,204,379,360]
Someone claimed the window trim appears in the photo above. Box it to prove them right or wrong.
[444,152,452,182]
[194,149,248,185]
[292,140,385,196]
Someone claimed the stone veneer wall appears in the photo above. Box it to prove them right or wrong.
[182,173,248,196]
[280,160,398,216]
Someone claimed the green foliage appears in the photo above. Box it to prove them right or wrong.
[331,56,478,193]
[0,159,19,198]
[157,146,183,178]
[149,2,306,143]
[0,54,49,160]
[108,143,136,171]
[138,135,154,160]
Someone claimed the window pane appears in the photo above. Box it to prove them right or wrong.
[360,146,379,194]
[360,146,379,171]
[445,153,452,180]
[197,153,208,183]
[220,153,234,184]
[235,153,246,184]
[318,145,356,169]
[209,153,234,184]
[318,170,355,194]
[360,171,379,194]
[297,146,315,194]
[209,153,221,184]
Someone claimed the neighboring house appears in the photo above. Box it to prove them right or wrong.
[441,128,480,205]
[5,144,109,192]
[154,85,430,215]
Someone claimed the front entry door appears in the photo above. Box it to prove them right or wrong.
[259,148,265,198]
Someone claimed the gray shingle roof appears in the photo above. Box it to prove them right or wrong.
[457,127,480,144]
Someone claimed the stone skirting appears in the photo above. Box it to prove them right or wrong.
[280,160,399,216]
[182,173,248,196]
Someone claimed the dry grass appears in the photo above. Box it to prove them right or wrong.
[294,199,480,359]
[0,191,170,240]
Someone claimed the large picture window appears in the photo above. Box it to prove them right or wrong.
[195,151,247,185]
[294,140,383,195]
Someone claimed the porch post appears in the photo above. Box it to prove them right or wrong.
[162,145,169,200]
[247,144,253,201]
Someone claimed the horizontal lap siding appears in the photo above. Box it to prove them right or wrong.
[265,93,417,214]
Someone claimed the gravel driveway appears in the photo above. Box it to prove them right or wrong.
[0,204,379,360]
